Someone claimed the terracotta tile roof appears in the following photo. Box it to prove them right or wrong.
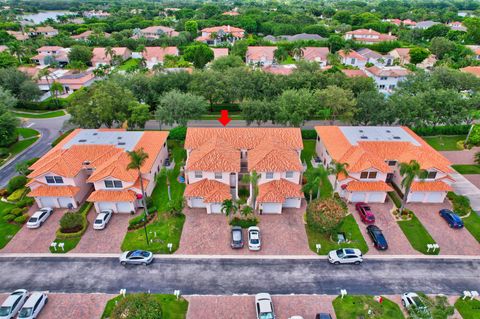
[87,189,137,202]
[410,181,452,192]
[262,64,296,75]
[91,47,129,64]
[184,179,231,203]
[201,25,245,34]
[186,136,241,172]
[460,66,480,77]
[223,11,240,16]
[338,50,367,61]
[347,29,381,36]
[257,179,304,203]
[302,47,329,61]
[467,45,480,55]
[32,26,58,33]
[248,138,303,172]
[365,66,410,77]
[341,69,368,77]
[37,46,63,52]
[345,181,393,192]
[246,46,277,61]
[28,185,80,197]
[72,30,110,40]
[143,46,179,62]
[141,26,177,34]
[212,48,229,59]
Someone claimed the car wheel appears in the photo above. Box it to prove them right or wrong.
[121,261,126,266]
[334,261,340,265]
[401,300,405,307]
[45,297,48,304]
[143,262,148,266]
[450,224,454,228]
[354,261,361,265]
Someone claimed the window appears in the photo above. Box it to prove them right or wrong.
[104,180,123,188]
[46,176,63,184]
[379,85,386,89]
[360,171,377,179]
[104,180,114,188]
[380,76,388,80]
[360,172,368,179]
[114,180,123,188]
[350,58,356,64]
[286,171,294,178]
[389,84,395,90]
[387,160,396,166]
[427,171,437,179]
[266,172,274,179]
[195,171,203,178]
[214,172,222,179]
[368,172,377,179]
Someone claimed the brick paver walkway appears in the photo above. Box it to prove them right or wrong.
[464,174,480,189]
[440,148,480,165]
[177,201,313,255]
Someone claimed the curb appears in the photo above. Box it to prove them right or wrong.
[0,129,43,171]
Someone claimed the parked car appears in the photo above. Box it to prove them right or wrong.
[119,250,153,266]
[248,226,261,251]
[366,225,388,250]
[315,314,333,319]
[328,248,363,265]
[401,292,429,316]
[93,210,113,230]
[26,208,53,229]
[0,289,28,319]
[17,292,48,319]
[439,209,464,229]
[255,293,275,319]
[355,202,375,224]
[231,226,244,249]
[288,317,304,319]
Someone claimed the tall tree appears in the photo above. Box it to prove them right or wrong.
[328,161,349,197]
[68,45,93,65]
[221,199,238,221]
[155,90,208,128]
[242,171,260,210]
[304,166,328,201]
[275,89,317,127]
[316,85,356,124]
[399,160,427,213]
[0,87,19,147]
[183,43,214,68]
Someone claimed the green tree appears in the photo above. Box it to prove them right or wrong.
[7,42,25,63]
[464,17,480,43]
[275,89,317,127]
[189,70,225,111]
[68,45,93,65]
[304,166,328,201]
[328,161,349,197]
[307,198,347,235]
[0,88,19,147]
[210,55,244,71]
[111,293,162,319]
[185,20,198,35]
[183,43,214,69]
[409,47,430,65]
[240,99,275,126]
[50,81,63,107]
[430,37,456,60]
[0,68,42,102]
[155,90,208,128]
[128,102,150,129]
[399,160,427,213]
[315,85,356,124]
[0,52,17,68]
[242,171,260,210]
[353,90,387,125]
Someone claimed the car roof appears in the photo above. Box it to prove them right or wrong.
[32,210,45,217]
[344,248,358,254]
[131,250,148,257]
[2,293,22,307]
[23,292,44,307]
[258,299,273,312]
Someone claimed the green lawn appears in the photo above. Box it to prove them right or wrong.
[463,211,480,243]
[101,294,188,319]
[452,164,480,174]
[397,213,438,255]
[454,298,480,319]
[12,110,66,118]
[117,58,142,71]
[333,295,405,319]
[17,127,40,138]
[423,135,465,151]
[121,140,186,253]
[0,201,22,250]
[1,130,40,166]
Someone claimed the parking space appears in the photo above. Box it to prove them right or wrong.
[349,203,419,255]
[177,201,313,255]
[185,295,336,319]
[72,209,131,253]
[1,205,66,253]
[407,203,480,255]
[0,293,113,319]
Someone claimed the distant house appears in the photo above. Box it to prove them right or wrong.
[300,47,329,67]
[448,21,467,32]
[0,45,7,53]
[31,46,69,67]
[71,30,110,41]
[262,64,296,75]
[83,10,110,19]
[133,26,179,39]
[356,48,393,67]
[212,48,229,60]
[416,54,437,70]
[388,48,411,65]
[383,19,416,27]
[142,46,179,69]
[467,45,480,60]
[222,11,239,16]
[460,66,480,78]
[341,69,368,78]
[7,30,29,41]
[196,25,245,45]
[37,69,97,97]
[414,21,440,30]
[264,33,325,42]
[246,46,277,66]
[337,50,367,68]
[28,26,59,38]
[344,29,397,44]
[91,47,132,67]
[18,66,48,79]
[364,66,410,93]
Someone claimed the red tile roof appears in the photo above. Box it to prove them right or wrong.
[246,46,277,61]
[302,47,329,61]
[410,181,452,192]
[345,181,393,192]
[460,66,480,77]
[143,46,179,62]
[184,179,232,203]
[341,69,368,77]
[257,179,304,203]
[28,185,80,197]
[338,50,367,61]
[365,66,410,77]
[87,189,137,202]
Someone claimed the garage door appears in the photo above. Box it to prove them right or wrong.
[190,197,206,208]
[426,192,444,203]
[40,197,58,208]
[283,198,300,208]
[98,202,117,212]
[210,203,222,213]
[368,192,385,203]
[262,203,281,213]
[117,202,133,213]
[409,192,425,202]
[350,192,366,203]
[58,197,73,208]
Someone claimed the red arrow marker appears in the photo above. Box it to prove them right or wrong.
[218,110,231,127]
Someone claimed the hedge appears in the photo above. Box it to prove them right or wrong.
[302,129,317,140]
[3,214,15,222]
[412,125,470,137]
[51,129,74,147]
[7,188,27,202]
[7,176,27,194]
[55,202,92,240]
[14,214,29,224]
[11,207,27,217]
[448,192,472,216]
[229,216,259,228]
[168,126,187,140]
[16,197,34,208]
[128,210,156,230]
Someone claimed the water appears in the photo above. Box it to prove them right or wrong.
[21,11,73,24]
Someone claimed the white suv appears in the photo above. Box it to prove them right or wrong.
[328,248,363,265]
[93,210,113,230]
[255,293,275,319]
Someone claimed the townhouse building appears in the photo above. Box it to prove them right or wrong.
[364,66,410,93]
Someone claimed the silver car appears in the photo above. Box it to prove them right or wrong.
[17,292,48,319]
[255,293,275,319]
[0,289,28,319]
[248,226,261,251]
[328,248,363,265]
[120,250,153,266]
[93,210,113,230]
[26,208,53,229]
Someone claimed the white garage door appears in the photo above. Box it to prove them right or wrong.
[190,197,206,208]
[117,202,133,213]
[426,192,444,203]
[409,192,425,202]
[210,203,222,213]
[350,192,366,203]
[283,198,300,208]
[40,197,58,208]
[368,192,385,203]
[98,202,117,212]
[58,197,73,208]
[262,203,281,213]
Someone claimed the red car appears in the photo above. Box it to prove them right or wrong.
[355,202,375,224]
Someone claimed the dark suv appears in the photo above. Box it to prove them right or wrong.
[231,226,244,248]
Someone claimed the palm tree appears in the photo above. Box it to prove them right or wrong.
[127,148,150,245]
[291,45,305,60]
[221,199,238,221]
[240,205,253,218]
[328,161,349,197]
[158,167,171,201]
[50,81,63,107]
[242,171,260,210]
[8,42,25,63]
[399,160,427,213]
[303,166,328,201]
[105,46,114,61]
[38,68,52,98]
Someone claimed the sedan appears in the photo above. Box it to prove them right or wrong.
[231,226,244,249]
[93,210,113,230]
[0,289,28,319]
[355,202,375,224]
[255,293,275,319]
[439,209,464,229]
[315,314,333,319]
[366,225,388,250]
[26,208,53,229]
[17,292,48,319]
[120,250,153,266]
[248,226,261,251]
[328,248,363,265]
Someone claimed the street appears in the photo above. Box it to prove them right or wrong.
[0,256,478,295]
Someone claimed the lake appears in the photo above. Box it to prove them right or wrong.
[21,11,73,24]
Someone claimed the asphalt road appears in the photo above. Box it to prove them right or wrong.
[0,257,478,295]
[0,115,70,188]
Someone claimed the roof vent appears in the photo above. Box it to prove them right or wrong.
[117,136,122,139]
[82,160,91,165]
[393,136,401,140]
[118,142,126,146]
[360,135,368,139]
[386,129,391,133]
[93,133,98,136]
[79,139,87,142]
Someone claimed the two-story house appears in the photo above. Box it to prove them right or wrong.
[28,129,169,213]
[246,46,277,66]
[91,47,132,67]
[344,29,397,44]
[356,48,393,67]
[195,25,245,45]
[133,26,179,39]
[28,26,59,38]
[183,128,304,214]
[337,50,367,68]
[31,46,69,66]
[314,126,453,204]
[300,47,330,67]
[467,45,480,60]
[71,30,110,41]
[364,66,410,93]
[142,46,179,69]
[37,69,97,97]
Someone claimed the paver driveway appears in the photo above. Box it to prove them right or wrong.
[72,209,131,253]
[186,295,336,319]
[407,203,480,255]
[177,201,312,255]
[1,205,65,253]
[349,203,419,255]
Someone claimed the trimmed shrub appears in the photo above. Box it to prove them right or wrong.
[301,129,317,140]
[468,125,480,146]
[11,207,27,217]
[307,198,347,234]
[7,188,26,202]
[412,125,470,137]
[7,176,27,194]
[0,147,9,158]
[128,211,156,230]
[2,214,15,222]
[1,206,13,215]
[59,212,84,233]
[229,216,259,228]
[16,197,34,208]
[14,214,29,224]
[448,192,472,216]
[111,293,163,319]
[168,126,187,140]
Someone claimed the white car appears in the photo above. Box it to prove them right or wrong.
[401,292,428,311]
[328,248,363,265]
[26,208,53,229]
[255,293,275,319]
[93,210,113,230]
[17,292,48,319]
[248,226,261,251]
[120,250,154,266]
[0,289,28,319]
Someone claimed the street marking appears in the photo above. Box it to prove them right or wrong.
[26,122,35,128]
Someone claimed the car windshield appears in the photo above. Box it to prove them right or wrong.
[251,239,259,244]
[412,296,425,307]
[19,307,33,317]
[260,312,274,319]
[0,307,11,316]
[232,231,242,241]
[336,249,345,258]
[94,219,103,224]
[28,217,37,223]
[364,206,371,211]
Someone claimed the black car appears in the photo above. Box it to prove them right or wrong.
[366,225,388,250]
[231,226,244,248]
[316,313,333,319]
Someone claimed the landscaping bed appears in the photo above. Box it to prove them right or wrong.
[0,201,22,249]
[332,295,404,319]
[0,128,39,167]
[454,298,480,319]
[448,192,480,243]
[397,210,439,255]
[452,164,480,174]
